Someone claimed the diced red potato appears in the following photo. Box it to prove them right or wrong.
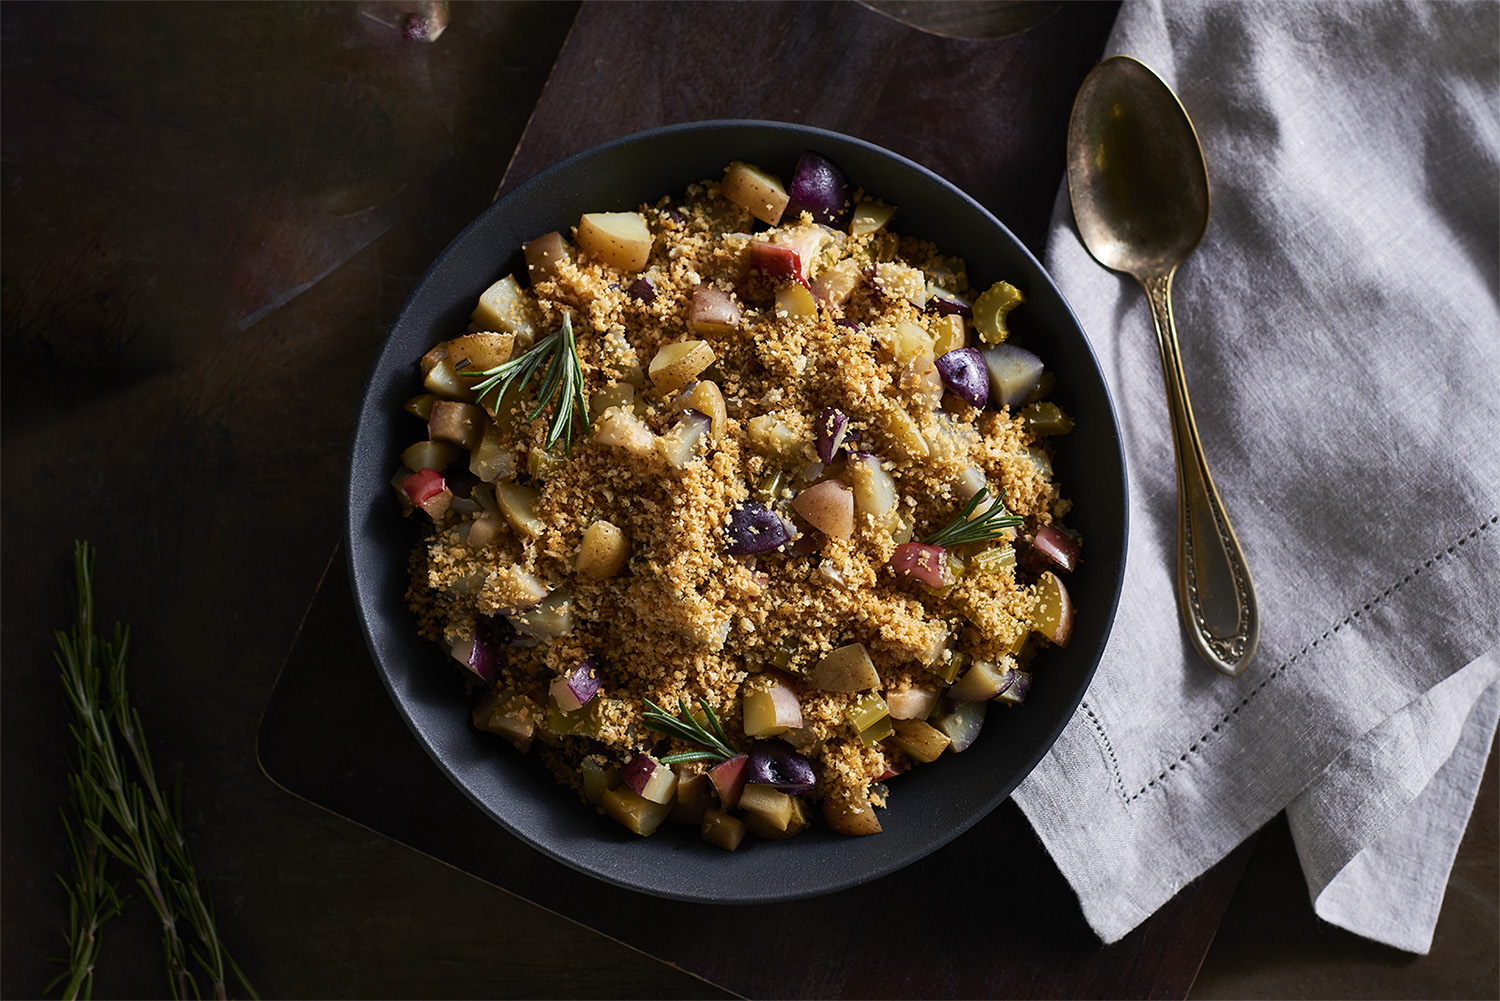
[1032,525,1082,573]
[574,520,630,579]
[891,717,951,764]
[522,231,572,285]
[401,468,451,519]
[748,240,807,286]
[708,753,749,808]
[888,542,947,589]
[742,679,803,737]
[687,284,742,335]
[790,478,854,540]
[885,686,939,720]
[601,784,673,836]
[808,642,881,692]
[621,752,678,805]
[669,771,715,827]
[721,160,789,225]
[1031,570,1074,646]
[576,211,653,272]
[427,399,486,450]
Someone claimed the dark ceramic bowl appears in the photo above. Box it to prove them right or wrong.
[347,120,1126,903]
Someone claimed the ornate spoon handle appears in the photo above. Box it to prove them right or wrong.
[1141,272,1260,677]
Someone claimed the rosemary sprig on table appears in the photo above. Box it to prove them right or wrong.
[923,489,1023,548]
[52,542,256,1001]
[462,313,590,451]
[641,698,739,765]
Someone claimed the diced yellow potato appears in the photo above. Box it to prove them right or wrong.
[493,481,544,539]
[743,796,811,840]
[823,787,881,836]
[575,520,630,579]
[601,785,673,836]
[738,783,794,831]
[893,320,934,365]
[892,718,951,763]
[592,406,657,457]
[701,807,747,851]
[576,211,653,272]
[809,642,881,692]
[688,284,742,334]
[810,257,864,306]
[446,331,515,373]
[746,414,803,458]
[522,231,571,285]
[931,313,968,355]
[427,400,485,450]
[775,282,818,319]
[721,160,789,225]
[401,440,458,473]
[846,453,898,528]
[850,200,896,235]
[591,381,635,416]
[423,355,476,401]
[471,274,539,343]
[873,262,928,308]
[648,339,716,395]
[469,421,517,483]
[673,379,727,439]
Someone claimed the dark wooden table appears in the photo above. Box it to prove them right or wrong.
[3,3,1495,998]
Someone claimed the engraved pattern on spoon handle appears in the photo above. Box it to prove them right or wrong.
[1141,272,1260,677]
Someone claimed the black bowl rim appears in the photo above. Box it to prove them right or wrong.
[346,118,1127,903]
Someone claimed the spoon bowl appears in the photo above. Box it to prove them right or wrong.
[1067,56,1259,678]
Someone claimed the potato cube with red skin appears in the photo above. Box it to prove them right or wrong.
[791,479,854,540]
[742,680,803,737]
[401,468,451,519]
[708,753,749,808]
[688,285,742,335]
[748,240,808,287]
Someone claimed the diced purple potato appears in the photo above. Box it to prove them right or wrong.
[1032,525,1082,573]
[724,502,792,555]
[786,151,852,228]
[448,631,497,686]
[932,698,987,753]
[934,348,989,408]
[982,343,1045,409]
[746,741,816,795]
[626,276,656,303]
[887,541,947,589]
[925,286,973,317]
[995,667,1032,706]
[708,753,749,807]
[621,752,678,805]
[815,407,850,464]
[659,409,712,468]
[549,656,602,712]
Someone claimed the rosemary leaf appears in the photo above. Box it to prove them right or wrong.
[641,698,738,764]
[465,314,590,451]
[923,490,1023,548]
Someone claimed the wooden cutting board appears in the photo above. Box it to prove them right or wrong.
[259,3,1257,997]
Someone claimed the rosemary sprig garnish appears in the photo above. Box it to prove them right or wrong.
[463,313,590,451]
[53,542,257,1001]
[923,489,1023,548]
[641,698,739,765]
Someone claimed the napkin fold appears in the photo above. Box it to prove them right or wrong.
[1013,0,1499,953]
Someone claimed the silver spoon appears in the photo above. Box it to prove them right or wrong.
[1066,54,1259,678]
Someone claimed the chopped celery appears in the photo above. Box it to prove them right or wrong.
[845,692,890,733]
[753,469,789,504]
[856,715,895,745]
[968,544,1017,575]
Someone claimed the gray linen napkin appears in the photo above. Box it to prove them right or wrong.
[1013,0,1500,953]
